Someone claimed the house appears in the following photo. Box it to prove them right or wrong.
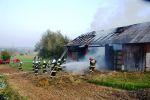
[65,21,150,72]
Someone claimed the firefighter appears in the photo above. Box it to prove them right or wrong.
[57,59,62,71]
[18,61,23,71]
[64,59,66,63]
[51,59,57,70]
[47,60,51,68]
[32,56,36,72]
[63,58,66,64]
[42,60,47,73]
[58,59,62,64]
[34,60,39,75]
[46,60,51,72]
[60,58,66,65]
[89,58,96,72]
[38,57,42,70]
[50,59,57,77]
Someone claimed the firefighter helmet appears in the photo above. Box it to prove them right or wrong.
[43,60,46,63]
[58,59,61,62]
[64,59,66,61]
[35,61,38,64]
[52,59,56,63]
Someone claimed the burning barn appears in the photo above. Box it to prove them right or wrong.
[65,21,150,72]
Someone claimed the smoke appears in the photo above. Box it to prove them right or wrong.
[63,61,89,74]
[63,47,106,74]
[143,0,150,2]
[91,0,150,30]
[63,0,150,74]
[84,47,106,70]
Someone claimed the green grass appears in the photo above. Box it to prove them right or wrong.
[10,54,51,71]
[88,72,150,90]
[10,62,33,71]
[10,54,35,71]
[11,54,34,61]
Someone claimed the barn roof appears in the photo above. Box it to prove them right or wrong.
[110,22,150,44]
[66,31,96,46]
[66,21,150,47]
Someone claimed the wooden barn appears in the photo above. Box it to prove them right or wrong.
[65,21,150,71]
[66,31,95,61]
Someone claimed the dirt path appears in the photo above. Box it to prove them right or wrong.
[0,65,147,100]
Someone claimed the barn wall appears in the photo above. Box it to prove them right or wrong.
[67,51,78,61]
[67,46,107,70]
[123,44,145,71]
[105,44,114,70]
[113,44,123,70]
[113,50,123,70]
[146,43,150,71]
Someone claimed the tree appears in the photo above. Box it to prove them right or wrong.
[35,30,70,59]
[1,50,11,61]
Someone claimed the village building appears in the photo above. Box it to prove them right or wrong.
[65,21,150,72]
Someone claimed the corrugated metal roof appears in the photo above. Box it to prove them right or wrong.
[66,21,150,47]
[110,22,150,43]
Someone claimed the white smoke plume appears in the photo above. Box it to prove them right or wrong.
[63,47,106,74]
[84,47,106,70]
[91,0,150,30]
[63,61,89,74]
[63,0,150,74]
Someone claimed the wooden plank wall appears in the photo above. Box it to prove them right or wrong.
[123,44,145,71]
[67,46,88,61]
[67,47,79,61]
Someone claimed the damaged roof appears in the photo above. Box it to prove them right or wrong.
[66,31,96,46]
[66,21,150,47]
[110,22,150,44]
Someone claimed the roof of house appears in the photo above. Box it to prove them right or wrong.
[66,21,150,47]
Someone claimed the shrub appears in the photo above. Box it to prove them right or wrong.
[1,50,11,61]
[35,30,69,59]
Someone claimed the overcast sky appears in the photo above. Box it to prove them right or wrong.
[0,0,100,48]
[0,0,150,48]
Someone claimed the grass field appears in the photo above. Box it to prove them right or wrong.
[10,54,35,71]
[6,54,150,91]
[0,75,26,100]
[88,71,150,90]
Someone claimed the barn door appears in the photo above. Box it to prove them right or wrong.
[146,53,150,71]
[105,45,114,70]
[124,44,145,71]
[114,50,123,70]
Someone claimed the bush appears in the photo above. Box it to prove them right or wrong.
[35,30,69,59]
[1,50,11,61]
